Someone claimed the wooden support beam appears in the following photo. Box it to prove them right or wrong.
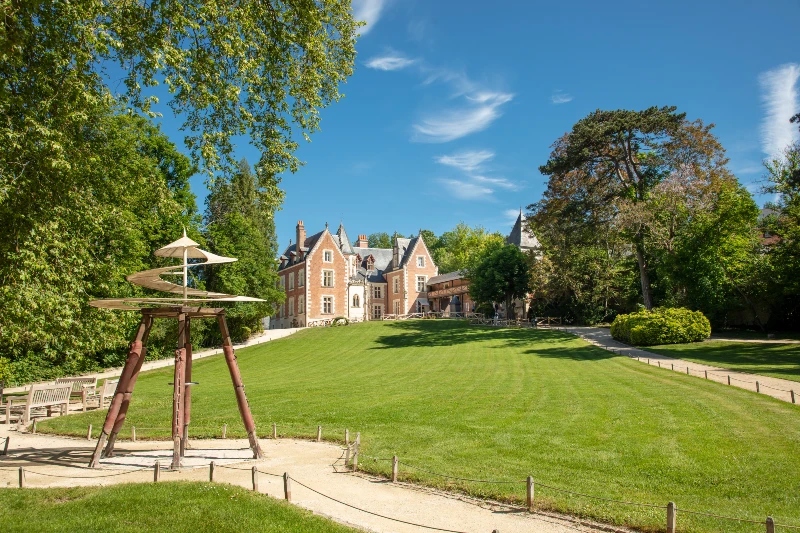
[171,313,187,469]
[181,317,193,457]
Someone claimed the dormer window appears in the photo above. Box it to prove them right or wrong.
[366,255,375,271]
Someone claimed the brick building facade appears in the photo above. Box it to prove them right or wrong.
[273,221,438,328]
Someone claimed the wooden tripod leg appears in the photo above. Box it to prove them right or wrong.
[171,313,187,469]
[89,316,148,468]
[104,315,153,458]
[181,318,193,457]
[218,314,263,459]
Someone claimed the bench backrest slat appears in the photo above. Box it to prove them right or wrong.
[101,379,119,398]
[55,377,97,392]
[28,384,72,407]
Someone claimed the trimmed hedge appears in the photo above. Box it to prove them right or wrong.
[610,308,711,346]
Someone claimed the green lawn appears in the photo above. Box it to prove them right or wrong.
[0,482,355,532]
[648,341,800,382]
[39,320,800,533]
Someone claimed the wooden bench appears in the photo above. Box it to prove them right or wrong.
[4,383,72,425]
[55,377,98,412]
[84,379,118,410]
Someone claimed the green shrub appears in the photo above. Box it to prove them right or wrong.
[610,308,711,346]
[331,316,349,327]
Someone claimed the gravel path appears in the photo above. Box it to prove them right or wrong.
[564,327,799,404]
[0,425,619,533]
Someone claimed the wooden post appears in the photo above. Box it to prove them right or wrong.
[132,426,136,442]
[671,363,674,370]
[526,476,534,510]
[353,435,360,472]
[392,456,398,482]
[218,313,262,459]
[283,472,292,501]
[345,428,349,445]
[87,424,92,440]
[272,423,277,439]
[181,317,193,457]
[666,501,676,533]
[705,370,708,379]
[317,425,322,442]
[209,461,215,482]
[686,367,690,375]
[18,467,24,488]
[153,461,160,483]
[222,423,227,439]
[658,361,661,368]
[98,314,153,463]
[2,436,9,456]
[728,375,731,385]
[756,381,760,393]
[792,390,796,404]
[170,313,187,470]
[647,359,650,364]
[766,516,775,533]
[32,419,37,434]
[344,444,350,467]
[252,466,259,492]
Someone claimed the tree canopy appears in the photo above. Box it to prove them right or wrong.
[469,245,530,318]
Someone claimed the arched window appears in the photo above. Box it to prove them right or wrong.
[352,294,360,307]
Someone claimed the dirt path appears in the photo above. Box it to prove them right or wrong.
[565,327,799,404]
[0,425,619,533]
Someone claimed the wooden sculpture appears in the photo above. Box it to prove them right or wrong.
[87,230,264,468]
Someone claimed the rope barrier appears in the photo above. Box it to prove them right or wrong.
[289,475,469,533]
[23,467,149,479]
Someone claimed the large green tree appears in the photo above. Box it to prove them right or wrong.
[434,223,505,273]
[204,160,284,341]
[469,245,530,319]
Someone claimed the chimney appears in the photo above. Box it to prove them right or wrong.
[356,234,369,248]
[296,220,306,251]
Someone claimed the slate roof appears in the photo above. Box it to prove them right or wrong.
[279,230,324,269]
[428,271,465,285]
[336,223,355,255]
[506,212,539,250]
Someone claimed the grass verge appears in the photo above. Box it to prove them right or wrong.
[0,481,355,532]
[648,340,800,382]
[38,320,800,533]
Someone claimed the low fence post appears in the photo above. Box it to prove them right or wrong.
[317,425,322,442]
[671,363,674,370]
[86,424,92,440]
[345,428,349,446]
[222,423,227,439]
[766,516,775,533]
[2,436,9,456]
[526,476,534,510]
[18,467,24,488]
[353,432,360,472]
[792,390,796,404]
[658,361,661,368]
[705,370,708,379]
[272,423,277,439]
[32,419,37,434]
[153,461,160,482]
[132,426,136,442]
[283,472,292,501]
[209,461,215,482]
[686,367,690,375]
[666,501,676,533]
[251,466,258,492]
[728,375,731,385]
[756,381,760,393]
[392,456,399,482]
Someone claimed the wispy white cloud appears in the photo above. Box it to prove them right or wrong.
[551,89,573,104]
[759,63,800,159]
[352,0,388,35]
[413,91,513,143]
[472,175,517,190]
[365,54,417,71]
[435,150,495,172]
[439,179,493,200]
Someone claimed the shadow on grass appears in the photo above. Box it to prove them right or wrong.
[651,342,800,380]
[370,320,616,361]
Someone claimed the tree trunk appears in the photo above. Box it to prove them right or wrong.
[634,241,653,310]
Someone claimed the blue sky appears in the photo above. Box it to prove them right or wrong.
[155,0,800,249]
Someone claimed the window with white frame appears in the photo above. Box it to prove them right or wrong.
[393,277,399,294]
[352,294,360,307]
[373,285,382,298]
[372,304,383,319]
[323,250,333,262]
[322,296,333,314]
[393,300,401,315]
[417,256,425,268]
[288,272,295,290]
[280,277,285,291]
[298,295,305,314]
[322,269,334,287]
[416,300,424,313]
[416,275,427,292]
[288,297,294,316]
[298,268,305,286]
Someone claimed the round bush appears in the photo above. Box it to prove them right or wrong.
[610,308,711,346]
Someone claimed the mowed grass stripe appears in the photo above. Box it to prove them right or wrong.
[40,320,800,533]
